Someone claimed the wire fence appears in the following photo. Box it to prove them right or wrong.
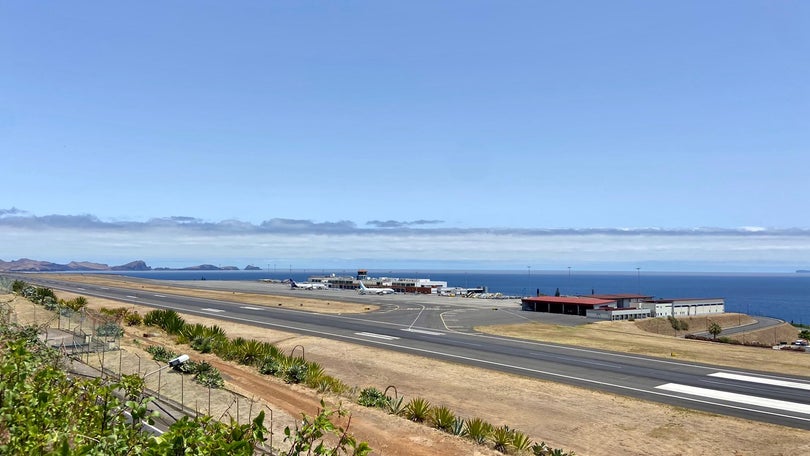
[3,294,281,454]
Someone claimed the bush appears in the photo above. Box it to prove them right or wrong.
[357,387,389,408]
[667,316,688,331]
[192,361,224,388]
[146,345,178,363]
[124,312,142,326]
[404,397,432,423]
[431,405,456,432]
[96,322,124,338]
[143,309,186,335]
[464,417,492,444]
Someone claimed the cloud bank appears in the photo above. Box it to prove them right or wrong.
[1,209,808,271]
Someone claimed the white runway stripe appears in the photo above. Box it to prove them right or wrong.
[709,372,810,391]
[656,383,810,415]
[402,328,445,336]
[355,332,400,341]
[201,308,225,313]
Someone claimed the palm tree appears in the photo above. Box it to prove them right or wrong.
[708,321,722,339]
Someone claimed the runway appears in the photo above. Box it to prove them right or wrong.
[21,275,810,430]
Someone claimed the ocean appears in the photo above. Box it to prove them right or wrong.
[88,269,810,325]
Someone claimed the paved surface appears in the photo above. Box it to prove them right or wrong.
[21,275,810,430]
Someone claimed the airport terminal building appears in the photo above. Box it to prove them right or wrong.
[521,294,725,321]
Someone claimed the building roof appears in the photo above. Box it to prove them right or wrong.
[643,298,724,303]
[522,296,617,306]
[589,293,652,300]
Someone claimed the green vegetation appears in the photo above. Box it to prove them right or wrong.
[707,321,722,339]
[0,321,266,454]
[9,280,578,454]
[667,315,689,331]
[283,400,371,456]
[4,280,370,455]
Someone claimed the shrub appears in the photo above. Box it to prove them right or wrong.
[146,345,178,363]
[490,425,513,453]
[430,405,456,432]
[404,397,432,423]
[143,309,186,335]
[124,312,142,326]
[258,356,282,376]
[464,417,492,444]
[192,361,224,388]
[96,322,124,338]
[281,358,307,384]
[512,429,532,452]
[357,387,388,408]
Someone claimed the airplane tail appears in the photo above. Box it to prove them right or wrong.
[290,279,298,288]
[358,282,367,290]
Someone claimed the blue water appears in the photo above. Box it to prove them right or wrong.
[87,270,810,325]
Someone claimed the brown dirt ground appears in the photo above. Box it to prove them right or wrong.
[7,281,810,456]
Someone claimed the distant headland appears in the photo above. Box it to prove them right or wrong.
[0,258,257,273]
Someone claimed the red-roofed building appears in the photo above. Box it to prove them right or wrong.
[521,296,617,316]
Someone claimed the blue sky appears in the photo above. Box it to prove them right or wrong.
[1,2,808,271]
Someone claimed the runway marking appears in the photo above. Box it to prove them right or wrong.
[241,306,264,311]
[76,287,86,291]
[709,372,810,391]
[656,383,810,415]
[355,332,399,341]
[402,328,445,336]
[201,308,225,313]
[93,298,810,424]
[125,295,138,299]
[154,294,166,298]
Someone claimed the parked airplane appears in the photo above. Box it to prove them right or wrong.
[290,279,328,290]
[358,282,395,295]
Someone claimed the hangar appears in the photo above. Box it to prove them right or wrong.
[520,296,617,316]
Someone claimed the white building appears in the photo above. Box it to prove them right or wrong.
[639,298,725,317]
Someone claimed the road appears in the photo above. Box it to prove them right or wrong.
[18,275,810,430]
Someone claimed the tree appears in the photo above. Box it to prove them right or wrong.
[708,321,722,339]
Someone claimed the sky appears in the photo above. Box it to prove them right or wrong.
[1,1,808,272]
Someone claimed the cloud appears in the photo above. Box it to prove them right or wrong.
[0,207,27,217]
[1,210,809,270]
[366,219,444,228]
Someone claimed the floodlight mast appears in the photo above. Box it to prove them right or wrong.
[144,354,189,378]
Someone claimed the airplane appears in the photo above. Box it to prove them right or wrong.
[357,282,395,295]
[289,279,328,290]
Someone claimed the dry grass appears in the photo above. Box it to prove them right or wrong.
[476,316,809,376]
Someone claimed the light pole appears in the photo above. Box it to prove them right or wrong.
[143,354,190,378]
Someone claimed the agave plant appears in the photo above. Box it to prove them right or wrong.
[512,430,532,452]
[430,405,456,432]
[303,362,326,388]
[404,397,432,423]
[258,355,282,376]
[532,441,550,456]
[385,395,406,416]
[464,417,492,445]
[357,387,388,408]
[490,425,513,453]
[281,358,307,384]
[450,417,466,436]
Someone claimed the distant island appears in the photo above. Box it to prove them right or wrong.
[797,270,810,274]
[0,258,250,273]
